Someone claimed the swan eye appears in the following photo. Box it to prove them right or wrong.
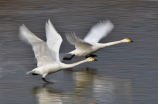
[91,58,95,61]
[127,39,131,42]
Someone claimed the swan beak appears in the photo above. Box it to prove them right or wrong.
[91,58,97,61]
[127,39,133,42]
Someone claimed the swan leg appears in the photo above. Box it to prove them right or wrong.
[42,78,53,83]
[85,54,97,58]
[32,73,39,75]
[63,54,75,60]
[42,74,53,83]
[89,54,97,57]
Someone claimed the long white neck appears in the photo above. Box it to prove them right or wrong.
[61,59,89,69]
[99,40,125,48]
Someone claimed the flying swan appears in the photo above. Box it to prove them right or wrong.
[63,20,133,60]
[19,20,97,83]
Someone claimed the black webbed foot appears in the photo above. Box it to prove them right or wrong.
[89,54,97,57]
[32,73,39,75]
[85,55,89,58]
[85,54,97,58]
[63,57,72,60]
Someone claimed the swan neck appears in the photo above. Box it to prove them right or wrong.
[61,60,87,69]
[100,40,123,48]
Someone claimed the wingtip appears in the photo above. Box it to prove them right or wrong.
[65,32,69,36]
[46,19,54,28]
[19,24,27,30]
[100,19,111,24]
[65,31,74,35]
[45,21,48,27]
[45,19,51,28]
[47,19,51,24]
[102,19,114,28]
[105,19,108,21]
[20,24,25,27]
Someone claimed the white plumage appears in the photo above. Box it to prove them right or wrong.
[64,20,133,60]
[19,20,96,82]
[84,20,114,44]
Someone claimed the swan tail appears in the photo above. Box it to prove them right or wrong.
[27,70,35,74]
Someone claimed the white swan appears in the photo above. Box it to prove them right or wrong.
[19,20,96,83]
[63,20,133,60]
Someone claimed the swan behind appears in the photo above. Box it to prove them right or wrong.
[64,20,133,60]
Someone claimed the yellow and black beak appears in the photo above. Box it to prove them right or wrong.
[91,58,97,61]
[127,39,133,42]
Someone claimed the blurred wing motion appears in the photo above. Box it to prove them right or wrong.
[84,20,114,43]
[45,20,63,63]
[19,24,54,67]
[66,32,92,50]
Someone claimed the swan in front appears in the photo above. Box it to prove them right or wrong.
[19,20,97,83]
[63,20,133,60]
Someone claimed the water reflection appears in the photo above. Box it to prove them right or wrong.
[31,67,133,104]
[72,68,97,104]
[32,85,63,104]
[73,68,133,104]
[73,68,96,91]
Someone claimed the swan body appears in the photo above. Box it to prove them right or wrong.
[28,58,95,78]
[68,38,132,57]
[19,20,96,82]
[64,20,133,60]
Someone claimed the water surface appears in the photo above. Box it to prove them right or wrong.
[0,0,158,104]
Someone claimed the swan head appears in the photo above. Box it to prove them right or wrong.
[121,38,133,43]
[85,57,97,62]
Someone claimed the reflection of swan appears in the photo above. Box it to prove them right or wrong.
[32,86,63,104]
[71,68,97,104]
[73,68,96,90]
[31,67,132,104]
[64,20,133,60]
[19,20,97,82]
[72,68,132,104]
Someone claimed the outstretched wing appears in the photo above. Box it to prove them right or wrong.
[19,24,54,67]
[84,20,114,43]
[45,20,63,63]
[66,32,92,50]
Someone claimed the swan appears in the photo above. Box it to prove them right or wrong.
[63,20,133,60]
[19,20,97,83]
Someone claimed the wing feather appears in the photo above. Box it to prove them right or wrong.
[84,20,114,43]
[66,32,92,50]
[19,24,54,67]
[45,20,63,63]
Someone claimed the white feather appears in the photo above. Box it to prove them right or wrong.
[19,24,54,67]
[65,20,132,58]
[66,32,92,50]
[84,20,114,43]
[19,20,96,80]
[45,20,62,63]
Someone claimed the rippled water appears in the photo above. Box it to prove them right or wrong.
[0,0,158,104]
